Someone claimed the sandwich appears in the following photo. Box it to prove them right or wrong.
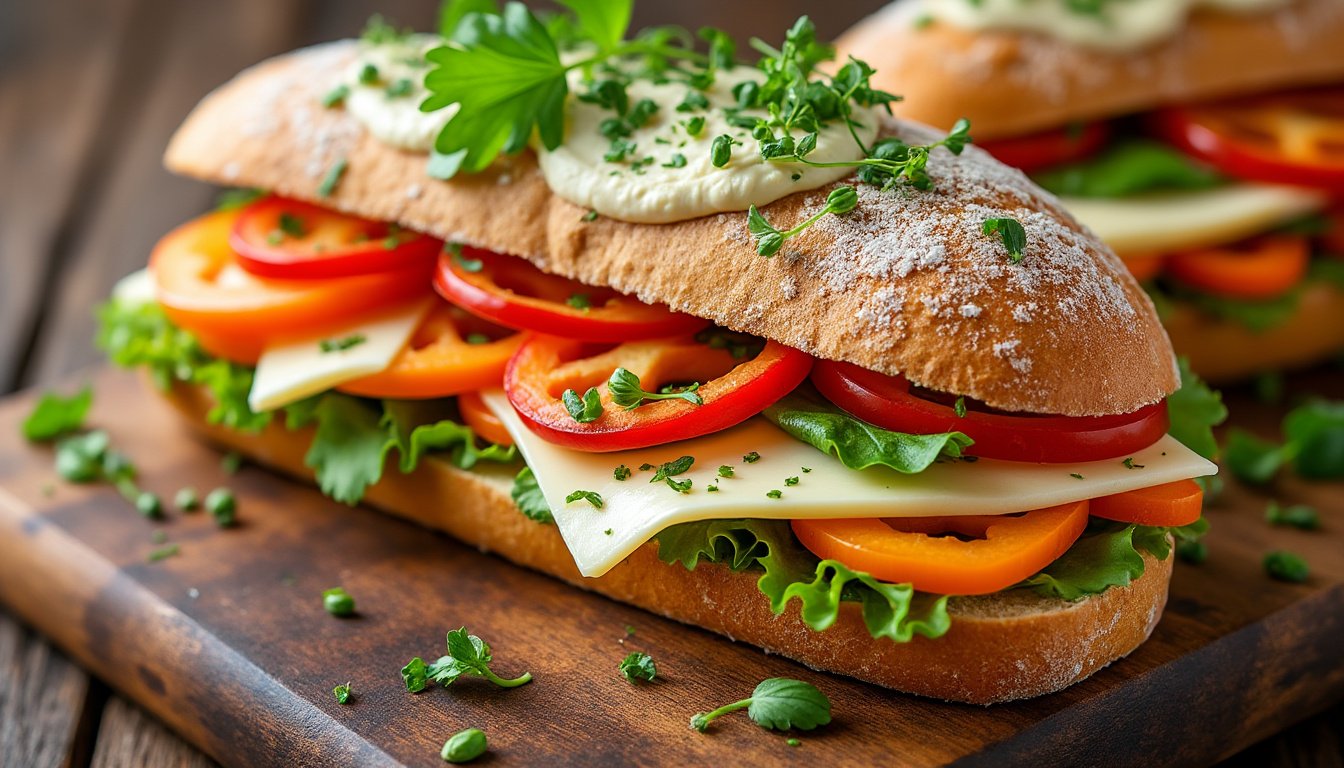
[838,0,1344,382]
[99,3,1224,704]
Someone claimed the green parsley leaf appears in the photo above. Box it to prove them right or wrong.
[717,465,734,478]
[22,386,93,442]
[427,149,468,180]
[1265,501,1320,531]
[562,387,604,423]
[649,456,695,492]
[743,451,761,463]
[763,392,972,473]
[982,217,1027,264]
[319,334,367,354]
[1264,550,1309,583]
[952,396,967,419]
[614,464,631,481]
[416,627,533,688]
[607,367,703,409]
[333,682,353,704]
[424,3,569,175]
[565,489,604,508]
[690,678,831,733]
[401,656,430,692]
[765,489,782,499]
[747,186,857,257]
[205,487,237,527]
[619,651,656,683]
[511,467,553,523]
[556,0,632,53]
[440,0,498,38]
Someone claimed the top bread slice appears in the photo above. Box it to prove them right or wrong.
[837,0,1344,140]
[164,41,1177,418]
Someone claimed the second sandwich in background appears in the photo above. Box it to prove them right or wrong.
[839,0,1344,382]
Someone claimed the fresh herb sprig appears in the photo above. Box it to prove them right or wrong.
[748,186,856,256]
[607,367,703,409]
[690,678,831,733]
[402,627,533,691]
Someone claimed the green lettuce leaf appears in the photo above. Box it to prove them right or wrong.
[1033,140,1223,199]
[655,518,951,643]
[510,467,553,523]
[1167,357,1227,461]
[762,393,972,472]
[1019,519,1204,600]
[305,394,397,505]
[383,400,518,472]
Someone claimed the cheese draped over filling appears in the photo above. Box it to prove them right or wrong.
[535,67,880,224]
[921,0,1287,50]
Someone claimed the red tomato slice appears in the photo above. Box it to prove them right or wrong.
[459,391,514,447]
[811,361,1169,463]
[505,335,813,452]
[230,197,442,279]
[977,122,1110,174]
[1121,253,1166,283]
[151,209,433,364]
[791,500,1089,595]
[435,248,709,342]
[1165,235,1310,300]
[1155,86,1344,192]
[338,302,523,400]
[1089,479,1204,527]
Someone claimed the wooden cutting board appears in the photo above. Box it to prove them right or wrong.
[0,368,1340,768]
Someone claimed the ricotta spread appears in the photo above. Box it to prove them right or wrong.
[341,34,456,152]
[922,0,1287,50]
[535,67,881,224]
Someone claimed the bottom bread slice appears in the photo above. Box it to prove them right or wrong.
[159,380,1171,705]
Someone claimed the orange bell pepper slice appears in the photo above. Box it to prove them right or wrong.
[458,390,514,447]
[1089,479,1203,528]
[1165,235,1309,300]
[790,500,1089,596]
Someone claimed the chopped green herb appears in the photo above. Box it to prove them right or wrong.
[684,116,706,136]
[221,452,242,474]
[619,651,657,683]
[135,492,163,519]
[662,153,688,169]
[766,489,782,499]
[333,682,353,704]
[800,466,811,473]
[21,386,92,442]
[205,488,237,528]
[748,185,857,257]
[358,63,380,85]
[582,210,600,222]
[566,293,592,309]
[677,90,709,112]
[441,727,488,764]
[322,84,350,108]
[614,464,632,481]
[607,367,702,409]
[1264,551,1309,583]
[717,465,734,478]
[707,484,719,492]
[465,333,490,345]
[565,489,604,509]
[710,134,738,167]
[323,587,357,617]
[146,543,180,563]
[1122,457,1144,470]
[650,456,695,493]
[562,387,604,423]
[690,678,831,733]
[1265,501,1320,531]
[743,451,761,463]
[385,78,414,98]
[317,157,348,198]
[982,217,1027,263]
[953,397,967,418]
[784,476,799,486]
[403,626,533,691]
[319,334,367,354]
[604,528,613,535]
[1070,473,1084,480]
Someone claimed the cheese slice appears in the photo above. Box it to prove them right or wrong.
[248,300,431,412]
[1061,183,1325,256]
[480,391,1217,577]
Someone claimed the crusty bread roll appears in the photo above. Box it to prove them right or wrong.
[164,41,1178,418]
[1164,281,1344,382]
[160,379,1171,705]
[837,0,1344,140]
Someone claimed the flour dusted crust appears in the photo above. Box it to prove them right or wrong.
[838,0,1344,140]
[162,380,1173,704]
[164,42,1177,418]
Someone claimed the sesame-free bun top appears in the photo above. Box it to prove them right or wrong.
[837,0,1344,140]
[164,41,1178,417]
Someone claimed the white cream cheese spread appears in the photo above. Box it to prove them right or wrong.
[922,0,1287,50]
[534,67,881,224]
[341,33,456,152]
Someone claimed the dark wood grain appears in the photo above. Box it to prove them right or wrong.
[0,619,96,768]
[90,698,218,768]
[0,367,1340,767]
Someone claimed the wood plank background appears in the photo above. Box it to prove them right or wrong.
[0,1,1339,765]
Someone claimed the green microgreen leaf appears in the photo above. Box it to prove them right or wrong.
[607,367,703,409]
[562,387,604,423]
[565,489,604,508]
[619,651,656,683]
[691,678,831,733]
[982,217,1027,264]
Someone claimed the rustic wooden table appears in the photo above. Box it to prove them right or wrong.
[0,1,1339,766]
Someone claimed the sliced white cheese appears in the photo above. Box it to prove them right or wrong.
[481,391,1218,577]
[1061,183,1325,256]
[112,269,157,306]
[247,300,430,412]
